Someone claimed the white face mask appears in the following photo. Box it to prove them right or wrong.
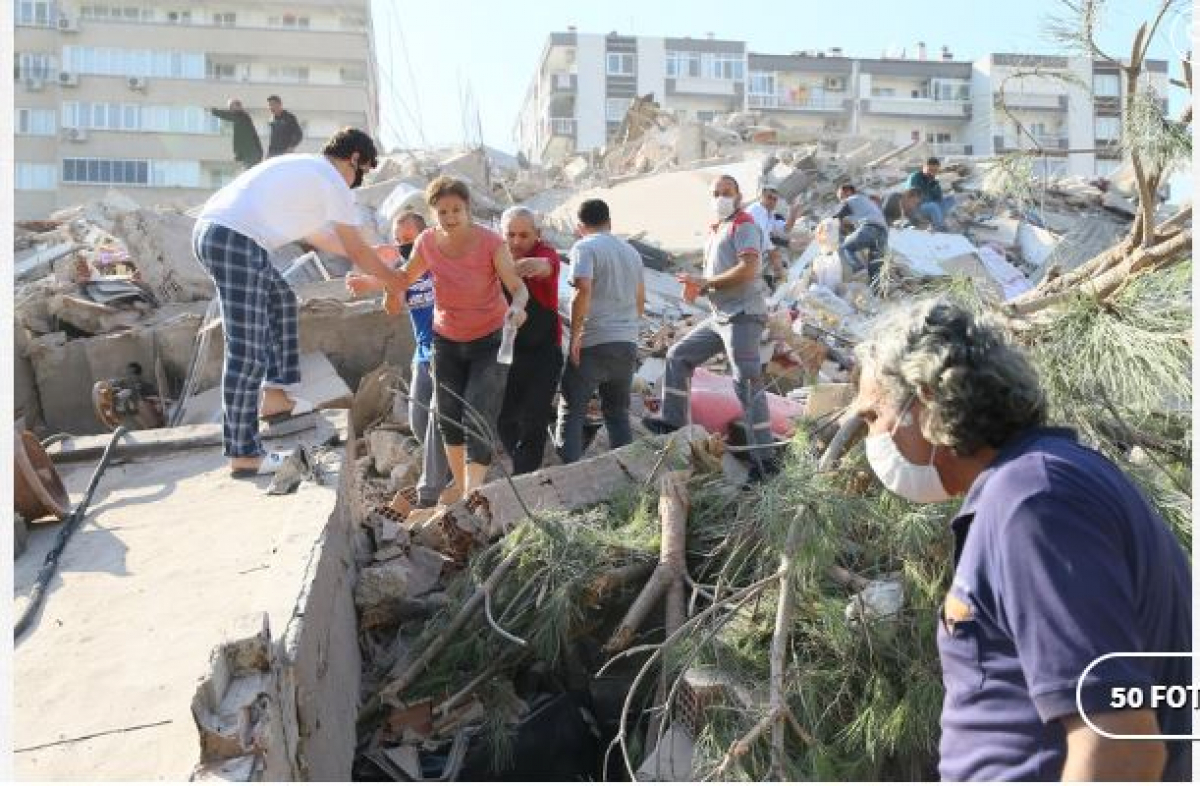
[712,195,736,220]
[864,397,951,504]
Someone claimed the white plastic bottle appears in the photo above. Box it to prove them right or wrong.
[497,321,517,365]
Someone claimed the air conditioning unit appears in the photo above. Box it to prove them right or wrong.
[63,127,88,142]
[22,76,45,91]
[58,71,80,87]
[824,77,847,91]
[57,15,79,32]
[127,76,148,91]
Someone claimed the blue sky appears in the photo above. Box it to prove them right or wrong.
[370,0,1188,153]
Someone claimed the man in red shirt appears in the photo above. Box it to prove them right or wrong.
[497,207,563,474]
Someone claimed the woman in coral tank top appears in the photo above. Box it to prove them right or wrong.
[348,177,528,511]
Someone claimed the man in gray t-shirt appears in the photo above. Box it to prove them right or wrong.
[834,183,889,278]
[643,174,776,479]
[554,198,645,464]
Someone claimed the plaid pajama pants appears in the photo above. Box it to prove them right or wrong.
[192,220,300,458]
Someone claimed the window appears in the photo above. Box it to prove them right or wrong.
[80,5,153,21]
[207,62,237,80]
[666,50,700,78]
[165,10,191,23]
[748,72,776,96]
[697,110,716,123]
[606,52,634,76]
[63,46,205,78]
[206,163,238,188]
[1093,73,1120,97]
[930,79,969,101]
[150,160,201,187]
[340,66,366,84]
[211,12,235,26]
[17,108,56,135]
[15,1,55,26]
[268,65,309,83]
[925,132,952,143]
[16,52,54,80]
[871,87,896,97]
[16,163,56,190]
[63,157,150,185]
[1095,116,1121,141]
[707,53,743,80]
[62,101,219,133]
[606,97,630,122]
[269,13,310,28]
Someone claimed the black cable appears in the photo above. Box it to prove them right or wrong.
[15,426,129,642]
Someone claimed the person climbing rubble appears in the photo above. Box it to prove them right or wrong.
[349,177,528,515]
[192,127,405,478]
[554,199,645,464]
[851,299,1192,781]
[643,174,777,480]
[833,183,889,282]
[496,207,563,475]
[906,157,956,231]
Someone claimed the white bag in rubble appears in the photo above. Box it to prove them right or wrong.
[811,252,843,288]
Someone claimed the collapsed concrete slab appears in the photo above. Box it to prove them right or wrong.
[14,414,359,781]
[110,208,213,304]
[547,159,765,255]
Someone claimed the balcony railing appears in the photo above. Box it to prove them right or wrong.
[748,93,847,111]
[993,91,1067,111]
[865,97,970,117]
[994,133,1069,151]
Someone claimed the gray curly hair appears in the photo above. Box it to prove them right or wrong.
[855,299,1047,455]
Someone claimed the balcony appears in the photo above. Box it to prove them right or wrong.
[994,133,1069,153]
[863,97,970,118]
[993,92,1067,111]
[748,94,848,112]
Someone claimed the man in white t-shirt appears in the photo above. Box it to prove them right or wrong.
[745,185,800,290]
[192,127,405,477]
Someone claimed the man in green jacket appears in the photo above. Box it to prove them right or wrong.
[904,157,956,231]
[210,99,263,170]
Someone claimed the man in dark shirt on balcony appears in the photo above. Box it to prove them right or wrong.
[210,99,263,170]
[267,95,304,158]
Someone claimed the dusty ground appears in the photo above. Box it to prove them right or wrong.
[12,418,345,780]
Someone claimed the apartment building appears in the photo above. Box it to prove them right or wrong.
[14,0,379,219]
[514,31,1169,181]
[970,53,1170,179]
[514,29,746,166]
[747,45,973,154]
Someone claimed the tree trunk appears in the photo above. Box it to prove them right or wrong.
[1006,228,1191,316]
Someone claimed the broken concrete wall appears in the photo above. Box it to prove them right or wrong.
[25,303,414,437]
[110,208,214,304]
[192,425,362,781]
[14,327,43,429]
[279,432,363,780]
